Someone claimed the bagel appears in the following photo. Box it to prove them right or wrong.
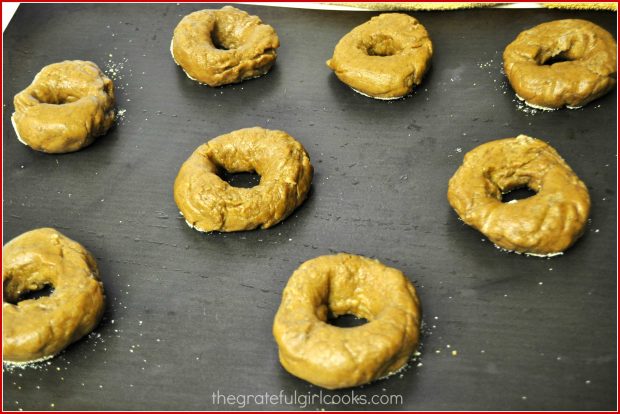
[503,19,617,109]
[273,254,421,389]
[174,127,313,232]
[171,6,279,86]
[447,135,590,256]
[3,228,105,364]
[12,60,115,153]
[327,13,433,99]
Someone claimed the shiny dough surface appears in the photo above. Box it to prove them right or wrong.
[447,135,590,255]
[174,127,313,232]
[327,13,433,99]
[503,19,616,109]
[3,228,105,364]
[171,6,279,86]
[12,60,115,153]
[273,254,421,389]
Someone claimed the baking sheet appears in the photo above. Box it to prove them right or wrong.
[2,3,616,410]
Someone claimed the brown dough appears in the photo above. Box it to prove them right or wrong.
[3,228,105,364]
[273,254,421,389]
[12,60,115,153]
[171,6,279,86]
[503,19,617,109]
[447,135,590,256]
[174,127,313,232]
[326,13,433,99]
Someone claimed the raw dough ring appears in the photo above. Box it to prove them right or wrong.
[171,6,279,86]
[12,60,115,153]
[174,127,313,232]
[447,135,591,256]
[3,228,105,364]
[273,254,421,389]
[503,19,617,109]
[326,13,433,99]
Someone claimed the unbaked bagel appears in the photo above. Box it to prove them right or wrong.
[3,228,105,364]
[327,13,433,99]
[174,127,313,232]
[273,254,421,389]
[171,6,279,86]
[503,19,617,109]
[12,60,115,153]
[447,135,590,256]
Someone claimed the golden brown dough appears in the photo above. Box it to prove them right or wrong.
[174,127,313,232]
[171,6,279,86]
[12,60,115,153]
[3,228,105,364]
[273,254,421,389]
[503,19,617,109]
[447,135,590,256]
[327,13,433,99]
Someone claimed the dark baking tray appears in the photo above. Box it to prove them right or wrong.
[2,3,617,411]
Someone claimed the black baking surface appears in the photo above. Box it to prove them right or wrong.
[2,3,617,411]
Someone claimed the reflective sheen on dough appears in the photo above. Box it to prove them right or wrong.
[273,254,421,389]
[12,60,115,153]
[503,19,616,109]
[327,13,432,99]
[171,6,279,87]
[448,135,590,255]
[3,228,105,364]
[174,127,313,232]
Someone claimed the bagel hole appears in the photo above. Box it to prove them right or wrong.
[219,170,260,188]
[542,53,571,65]
[210,30,235,51]
[502,186,537,203]
[327,312,368,328]
[31,89,79,105]
[3,282,55,305]
[364,34,402,57]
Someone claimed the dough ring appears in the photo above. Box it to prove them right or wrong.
[447,135,590,256]
[171,6,279,86]
[12,60,115,153]
[327,13,433,99]
[273,254,421,389]
[503,19,617,109]
[3,228,105,364]
[174,127,313,232]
